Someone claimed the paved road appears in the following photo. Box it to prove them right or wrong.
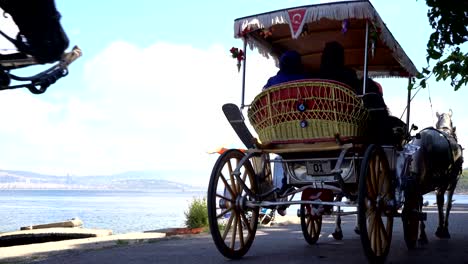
[6,204,468,264]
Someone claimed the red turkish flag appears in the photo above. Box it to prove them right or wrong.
[287,8,307,39]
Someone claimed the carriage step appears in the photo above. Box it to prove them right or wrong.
[222,103,255,149]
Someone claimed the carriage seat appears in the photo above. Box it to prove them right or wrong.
[247,79,368,145]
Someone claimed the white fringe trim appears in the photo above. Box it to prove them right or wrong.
[234,1,418,77]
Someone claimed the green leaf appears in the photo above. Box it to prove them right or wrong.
[420,79,427,88]
[429,50,443,60]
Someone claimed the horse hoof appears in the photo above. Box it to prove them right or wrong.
[332,230,343,240]
[354,226,360,235]
[435,227,451,239]
[418,237,428,245]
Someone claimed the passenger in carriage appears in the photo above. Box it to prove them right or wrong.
[359,78,387,109]
[318,41,360,93]
[360,78,407,146]
[263,50,308,89]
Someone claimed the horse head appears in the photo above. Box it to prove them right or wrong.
[436,110,456,140]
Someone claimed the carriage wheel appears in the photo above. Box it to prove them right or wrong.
[358,144,394,263]
[402,191,420,249]
[207,149,259,259]
[300,204,322,245]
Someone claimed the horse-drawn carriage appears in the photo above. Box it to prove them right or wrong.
[207,1,463,263]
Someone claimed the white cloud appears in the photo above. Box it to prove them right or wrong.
[0,41,278,185]
[80,41,278,184]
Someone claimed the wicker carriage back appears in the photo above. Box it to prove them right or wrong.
[248,80,368,144]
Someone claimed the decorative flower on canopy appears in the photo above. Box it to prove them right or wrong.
[341,19,349,34]
[230,47,245,72]
[239,25,257,37]
[259,27,274,39]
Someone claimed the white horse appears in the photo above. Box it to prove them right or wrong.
[410,110,464,241]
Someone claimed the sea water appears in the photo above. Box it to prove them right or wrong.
[0,190,205,234]
[0,190,466,234]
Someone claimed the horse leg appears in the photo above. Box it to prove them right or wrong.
[354,214,360,235]
[434,189,449,238]
[332,206,343,240]
[418,195,428,244]
[332,195,344,240]
[442,187,456,239]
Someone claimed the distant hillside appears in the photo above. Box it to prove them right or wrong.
[0,170,202,191]
[457,169,468,194]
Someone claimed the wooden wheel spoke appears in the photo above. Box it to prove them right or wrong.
[219,173,236,197]
[216,193,234,203]
[365,198,375,216]
[368,210,375,238]
[376,161,383,193]
[374,154,380,174]
[241,168,248,184]
[227,159,233,174]
[228,160,238,194]
[216,206,233,219]
[305,215,312,230]
[370,226,377,254]
[222,211,235,240]
[371,212,383,255]
[238,217,245,247]
[375,215,382,254]
[378,164,389,194]
[230,214,239,249]
[379,218,390,248]
[239,169,250,194]
[312,219,319,235]
[308,217,314,235]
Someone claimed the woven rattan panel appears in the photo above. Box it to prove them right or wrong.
[248,79,368,144]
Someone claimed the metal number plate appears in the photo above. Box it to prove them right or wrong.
[306,160,331,175]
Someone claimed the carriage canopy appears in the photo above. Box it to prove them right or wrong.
[234,0,419,79]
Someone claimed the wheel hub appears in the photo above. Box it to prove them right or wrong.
[235,195,248,212]
[373,195,396,216]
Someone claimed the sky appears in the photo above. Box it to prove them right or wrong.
[0,0,466,186]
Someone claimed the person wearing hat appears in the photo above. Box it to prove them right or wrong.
[318,41,360,92]
[263,50,308,89]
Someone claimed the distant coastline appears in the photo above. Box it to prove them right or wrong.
[0,169,466,193]
[0,169,205,192]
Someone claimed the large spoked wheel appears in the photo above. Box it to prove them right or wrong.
[358,144,394,263]
[300,204,322,245]
[207,149,259,259]
[402,191,420,249]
